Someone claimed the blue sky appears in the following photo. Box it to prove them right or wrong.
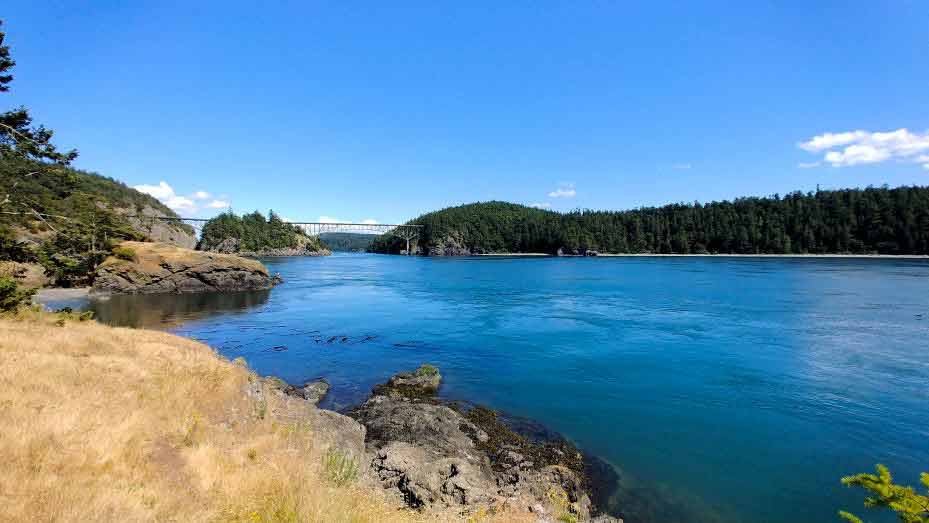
[4,2,928,223]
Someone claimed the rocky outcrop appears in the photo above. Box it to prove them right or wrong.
[371,364,441,398]
[92,241,282,295]
[350,365,621,522]
[256,364,621,521]
[423,233,471,256]
[201,236,331,257]
[250,375,366,462]
[119,205,198,249]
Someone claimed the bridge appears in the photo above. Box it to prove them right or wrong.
[129,216,423,253]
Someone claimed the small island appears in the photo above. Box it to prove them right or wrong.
[199,210,330,257]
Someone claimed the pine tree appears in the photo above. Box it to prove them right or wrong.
[839,464,929,523]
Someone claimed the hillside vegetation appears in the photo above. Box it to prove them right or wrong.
[319,232,379,252]
[1,20,192,287]
[199,211,328,255]
[371,186,929,255]
[0,155,194,285]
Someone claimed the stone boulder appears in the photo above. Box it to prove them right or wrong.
[351,365,617,521]
[372,364,442,398]
[92,241,282,295]
[250,376,366,462]
[277,378,330,406]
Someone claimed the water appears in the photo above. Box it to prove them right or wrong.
[80,254,929,523]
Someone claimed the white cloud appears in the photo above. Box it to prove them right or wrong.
[165,196,196,212]
[672,163,692,170]
[362,219,379,224]
[318,215,345,223]
[917,155,929,170]
[798,131,867,152]
[133,181,228,214]
[529,202,552,209]
[547,183,576,198]
[797,162,821,169]
[133,181,175,200]
[798,128,929,168]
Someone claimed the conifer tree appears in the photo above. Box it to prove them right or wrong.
[839,464,929,523]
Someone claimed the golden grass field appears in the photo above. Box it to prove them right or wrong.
[0,311,431,523]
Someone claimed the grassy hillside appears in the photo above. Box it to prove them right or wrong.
[0,311,424,522]
[371,186,929,255]
[0,156,194,285]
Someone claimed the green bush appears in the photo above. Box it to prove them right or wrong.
[111,246,137,262]
[0,275,35,312]
[839,464,929,523]
[415,364,439,377]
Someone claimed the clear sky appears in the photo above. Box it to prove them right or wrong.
[4,2,928,223]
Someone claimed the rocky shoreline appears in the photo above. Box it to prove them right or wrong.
[92,241,283,295]
[262,364,622,522]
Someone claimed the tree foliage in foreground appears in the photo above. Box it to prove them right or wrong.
[199,210,324,253]
[840,464,929,523]
[0,19,170,285]
[371,186,929,255]
[0,19,76,166]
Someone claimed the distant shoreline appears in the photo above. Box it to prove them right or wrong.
[474,252,929,259]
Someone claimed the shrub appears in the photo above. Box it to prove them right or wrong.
[0,275,35,312]
[415,364,439,377]
[839,464,929,523]
[111,246,137,262]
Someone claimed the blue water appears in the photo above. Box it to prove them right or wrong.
[85,254,929,523]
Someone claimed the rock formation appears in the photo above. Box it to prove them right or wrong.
[349,365,622,522]
[92,241,282,295]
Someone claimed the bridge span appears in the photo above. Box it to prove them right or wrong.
[129,216,422,253]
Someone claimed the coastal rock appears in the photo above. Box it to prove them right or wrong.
[353,394,488,457]
[371,442,496,508]
[92,241,282,295]
[351,365,610,521]
[425,233,471,256]
[301,379,330,406]
[277,378,330,406]
[252,376,366,461]
[372,364,442,397]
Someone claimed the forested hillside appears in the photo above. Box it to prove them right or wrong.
[199,211,327,255]
[0,155,195,284]
[370,186,929,256]
[319,232,379,252]
[1,19,193,287]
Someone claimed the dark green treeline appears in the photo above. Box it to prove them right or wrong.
[200,211,322,252]
[371,186,929,255]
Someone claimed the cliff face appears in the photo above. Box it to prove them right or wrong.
[119,205,197,249]
[92,241,281,295]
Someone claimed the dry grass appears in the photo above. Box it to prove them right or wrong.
[98,241,269,275]
[0,311,426,522]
